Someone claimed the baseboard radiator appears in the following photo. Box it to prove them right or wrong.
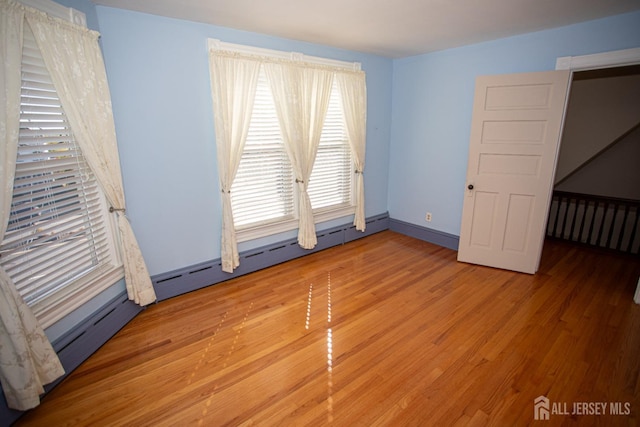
[152,213,390,301]
[547,191,640,255]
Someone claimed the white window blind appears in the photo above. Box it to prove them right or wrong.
[0,26,120,326]
[231,70,295,229]
[308,80,352,211]
[231,68,354,238]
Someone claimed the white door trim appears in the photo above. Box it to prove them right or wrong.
[556,47,640,71]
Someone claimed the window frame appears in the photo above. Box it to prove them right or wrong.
[208,39,362,243]
[0,23,124,328]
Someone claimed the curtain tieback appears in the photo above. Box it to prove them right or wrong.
[109,207,126,213]
[221,189,231,194]
[355,169,363,174]
[295,179,305,183]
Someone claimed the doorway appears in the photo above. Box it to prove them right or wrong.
[545,63,640,255]
[457,48,640,273]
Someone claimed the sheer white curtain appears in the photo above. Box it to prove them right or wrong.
[264,63,334,249]
[336,71,367,231]
[208,51,260,273]
[26,8,156,305]
[0,0,64,411]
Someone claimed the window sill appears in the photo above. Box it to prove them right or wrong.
[236,205,356,243]
[33,264,125,329]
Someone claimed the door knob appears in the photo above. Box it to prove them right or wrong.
[467,184,474,190]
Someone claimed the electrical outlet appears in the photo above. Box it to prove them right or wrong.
[425,212,432,222]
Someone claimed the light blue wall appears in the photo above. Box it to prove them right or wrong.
[43,2,640,342]
[94,6,393,276]
[388,11,640,237]
[46,1,392,341]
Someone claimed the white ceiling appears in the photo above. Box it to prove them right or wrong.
[91,0,640,58]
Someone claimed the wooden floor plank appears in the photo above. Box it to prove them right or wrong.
[16,231,640,426]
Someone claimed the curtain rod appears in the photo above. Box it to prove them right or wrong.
[208,38,362,72]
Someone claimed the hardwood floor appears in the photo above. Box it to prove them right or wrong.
[16,231,640,426]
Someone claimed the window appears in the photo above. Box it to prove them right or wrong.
[0,26,122,328]
[231,66,354,241]
[308,81,353,211]
[231,70,295,229]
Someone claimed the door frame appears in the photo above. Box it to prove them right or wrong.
[539,47,640,264]
[553,47,640,299]
[555,47,640,72]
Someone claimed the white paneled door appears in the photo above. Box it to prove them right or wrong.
[458,71,571,274]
